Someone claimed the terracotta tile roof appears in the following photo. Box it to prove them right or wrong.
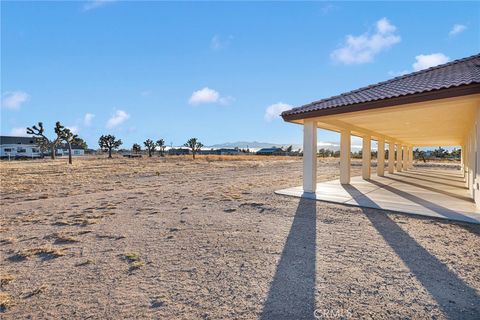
[282,53,480,119]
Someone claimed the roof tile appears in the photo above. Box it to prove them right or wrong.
[282,53,480,118]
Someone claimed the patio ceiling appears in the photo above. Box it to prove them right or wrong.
[290,94,480,146]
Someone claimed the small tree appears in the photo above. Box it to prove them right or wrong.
[73,137,88,150]
[99,134,122,158]
[156,139,166,157]
[56,124,79,164]
[184,138,203,159]
[132,143,141,154]
[144,139,156,157]
[27,122,62,159]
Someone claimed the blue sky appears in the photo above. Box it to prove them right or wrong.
[1,1,479,148]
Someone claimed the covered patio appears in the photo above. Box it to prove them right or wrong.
[278,54,480,224]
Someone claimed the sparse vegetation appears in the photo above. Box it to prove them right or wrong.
[56,123,79,164]
[132,143,141,154]
[184,138,204,159]
[0,274,15,286]
[156,139,166,157]
[124,252,145,270]
[144,139,156,157]
[27,122,62,159]
[99,135,123,158]
[124,252,141,262]
[0,293,14,311]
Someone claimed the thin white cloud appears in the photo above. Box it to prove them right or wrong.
[218,96,235,106]
[331,17,401,64]
[210,35,233,50]
[1,91,30,110]
[189,87,219,105]
[83,113,95,126]
[449,24,467,37]
[264,102,292,122]
[188,87,233,106]
[9,127,29,136]
[140,90,151,97]
[82,0,116,12]
[106,110,130,129]
[412,53,450,71]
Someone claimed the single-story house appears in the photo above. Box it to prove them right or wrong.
[0,136,85,159]
[277,53,480,223]
[168,147,191,155]
[256,147,286,156]
[0,136,42,159]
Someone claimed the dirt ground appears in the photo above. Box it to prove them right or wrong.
[1,156,479,319]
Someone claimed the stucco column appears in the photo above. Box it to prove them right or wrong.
[395,143,402,172]
[409,146,414,169]
[377,139,385,177]
[388,142,394,174]
[403,146,409,171]
[340,129,351,184]
[362,136,371,180]
[475,109,480,206]
[460,144,465,177]
[303,120,317,193]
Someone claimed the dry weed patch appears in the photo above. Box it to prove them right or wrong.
[0,274,15,286]
[0,293,14,311]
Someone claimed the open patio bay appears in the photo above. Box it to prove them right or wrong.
[276,168,480,224]
[280,54,480,224]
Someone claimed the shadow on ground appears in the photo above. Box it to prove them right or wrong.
[343,184,480,319]
[261,197,317,320]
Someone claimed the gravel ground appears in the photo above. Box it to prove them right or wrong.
[0,156,479,319]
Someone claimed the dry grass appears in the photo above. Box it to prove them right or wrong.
[123,252,145,270]
[0,274,15,286]
[0,293,14,311]
[9,246,66,262]
[1,155,475,319]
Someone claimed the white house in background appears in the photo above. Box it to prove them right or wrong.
[0,136,85,159]
[0,136,42,159]
[56,143,86,157]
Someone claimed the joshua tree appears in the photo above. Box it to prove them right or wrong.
[184,138,203,159]
[26,122,62,159]
[144,139,156,157]
[73,137,88,150]
[99,134,122,158]
[132,143,141,154]
[156,139,166,157]
[57,125,79,165]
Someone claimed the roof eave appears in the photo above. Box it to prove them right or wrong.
[282,82,480,122]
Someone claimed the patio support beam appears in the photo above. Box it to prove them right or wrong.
[362,136,371,180]
[388,142,394,174]
[377,139,385,177]
[340,129,351,184]
[317,119,409,146]
[303,120,317,193]
[409,146,414,169]
[395,143,402,172]
[403,146,409,171]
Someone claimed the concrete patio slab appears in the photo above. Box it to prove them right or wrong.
[275,168,480,224]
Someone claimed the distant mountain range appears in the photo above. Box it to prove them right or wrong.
[205,141,361,151]
[207,141,293,149]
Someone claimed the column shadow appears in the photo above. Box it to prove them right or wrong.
[261,196,317,320]
[368,179,479,224]
[342,185,480,319]
[384,175,473,202]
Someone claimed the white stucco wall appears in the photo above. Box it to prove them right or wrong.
[465,104,480,207]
